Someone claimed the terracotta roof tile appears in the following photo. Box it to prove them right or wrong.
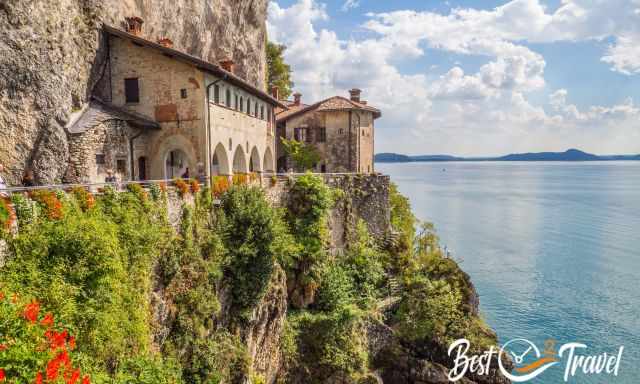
[276,96,381,122]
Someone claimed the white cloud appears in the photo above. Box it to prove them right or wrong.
[268,0,640,155]
[341,0,360,12]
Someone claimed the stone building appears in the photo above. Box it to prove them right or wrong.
[274,89,381,173]
[65,18,284,184]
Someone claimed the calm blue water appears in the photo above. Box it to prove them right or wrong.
[377,161,640,383]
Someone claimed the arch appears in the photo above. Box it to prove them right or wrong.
[165,149,190,179]
[153,134,197,180]
[263,147,274,173]
[249,146,261,173]
[212,142,230,176]
[232,145,248,173]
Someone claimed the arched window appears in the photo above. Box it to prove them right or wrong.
[226,88,231,107]
[235,94,238,109]
[255,102,259,117]
[260,105,264,120]
[240,97,244,112]
[213,84,220,104]
[246,98,251,115]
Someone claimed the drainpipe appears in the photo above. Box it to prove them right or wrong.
[205,75,227,189]
[354,112,361,173]
[129,128,144,181]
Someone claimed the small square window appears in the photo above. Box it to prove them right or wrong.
[180,89,188,99]
[96,154,106,165]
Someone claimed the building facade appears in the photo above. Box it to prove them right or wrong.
[65,18,283,184]
[275,89,380,173]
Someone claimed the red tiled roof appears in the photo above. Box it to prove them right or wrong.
[103,25,287,109]
[275,96,381,122]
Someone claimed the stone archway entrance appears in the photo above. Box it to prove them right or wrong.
[249,147,261,173]
[165,149,189,179]
[232,145,247,174]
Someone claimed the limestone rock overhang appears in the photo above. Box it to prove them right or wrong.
[67,97,160,134]
[103,25,287,109]
[275,96,381,123]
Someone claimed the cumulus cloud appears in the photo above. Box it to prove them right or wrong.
[268,0,640,155]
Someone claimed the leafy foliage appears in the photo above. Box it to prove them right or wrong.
[266,42,294,99]
[220,186,278,319]
[280,138,321,171]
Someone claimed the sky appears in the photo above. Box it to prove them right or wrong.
[267,0,640,156]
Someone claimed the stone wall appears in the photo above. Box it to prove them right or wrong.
[263,173,391,251]
[66,119,132,183]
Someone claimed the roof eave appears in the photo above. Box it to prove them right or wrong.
[103,25,287,109]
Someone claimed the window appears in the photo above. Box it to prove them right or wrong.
[116,159,127,174]
[96,154,106,165]
[214,84,220,103]
[321,164,327,173]
[267,108,272,122]
[235,94,238,110]
[317,127,326,142]
[240,97,244,112]
[294,128,302,141]
[226,88,231,107]
[260,105,265,120]
[180,89,187,99]
[305,128,313,143]
[246,98,251,115]
[124,78,139,103]
[255,102,259,117]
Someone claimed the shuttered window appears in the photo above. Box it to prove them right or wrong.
[124,78,140,103]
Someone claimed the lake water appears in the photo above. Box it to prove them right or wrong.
[377,161,640,383]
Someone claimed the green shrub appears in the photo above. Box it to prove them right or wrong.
[220,186,278,318]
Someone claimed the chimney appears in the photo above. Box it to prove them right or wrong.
[349,88,362,103]
[125,17,144,36]
[157,37,173,48]
[219,59,235,74]
[271,86,280,100]
[293,92,302,106]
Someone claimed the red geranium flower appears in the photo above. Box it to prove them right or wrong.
[40,313,54,327]
[0,344,6,351]
[35,372,43,384]
[47,330,68,351]
[0,368,5,381]
[68,336,76,350]
[82,376,90,384]
[65,368,81,384]
[23,300,40,323]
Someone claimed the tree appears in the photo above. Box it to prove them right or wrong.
[281,138,321,171]
[266,42,294,99]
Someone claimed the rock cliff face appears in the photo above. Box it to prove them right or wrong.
[0,0,268,184]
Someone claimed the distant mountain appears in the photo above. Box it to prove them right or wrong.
[374,153,412,162]
[375,149,640,163]
[496,149,600,161]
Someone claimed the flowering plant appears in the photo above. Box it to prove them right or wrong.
[189,179,201,194]
[0,291,90,384]
[173,179,190,198]
[126,183,149,202]
[232,173,248,186]
[70,188,95,212]
[212,176,230,197]
[0,197,16,231]
[28,190,63,220]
